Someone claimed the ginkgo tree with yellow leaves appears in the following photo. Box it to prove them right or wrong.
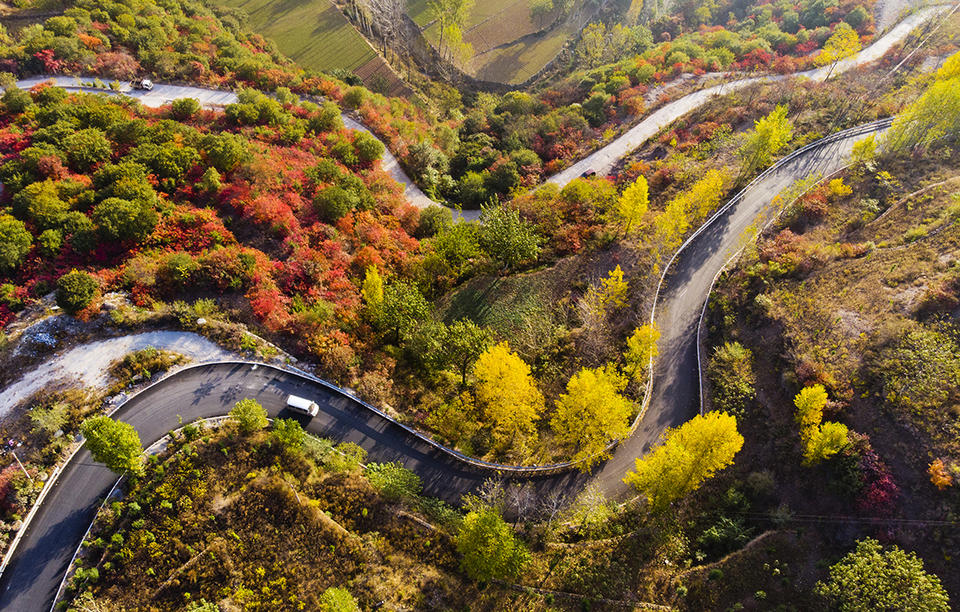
[472,341,544,457]
[612,174,649,235]
[794,384,850,464]
[551,365,634,469]
[816,22,861,79]
[624,411,744,509]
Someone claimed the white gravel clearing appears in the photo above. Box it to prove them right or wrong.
[0,331,236,418]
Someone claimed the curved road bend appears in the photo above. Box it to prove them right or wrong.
[0,120,890,611]
[9,77,461,220]
[9,2,948,222]
[548,4,949,184]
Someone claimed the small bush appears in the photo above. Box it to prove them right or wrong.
[56,270,98,315]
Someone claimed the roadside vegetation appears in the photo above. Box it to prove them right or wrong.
[702,52,960,603]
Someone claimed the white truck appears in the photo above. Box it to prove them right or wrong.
[285,394,319,417]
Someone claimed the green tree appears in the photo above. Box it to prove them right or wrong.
[202,133,247,173]
[91,197,158,242]
[707,341,756,416]
[614,174,649,235]
[81,415,144,475]
[63,128,113,171]
[365,462,422,501]
[443,319,492,386]
[353,131,385,164]
[456,505,530,582]
[56,270,98,315]
[271,418,305,450]
[198,167,222,193]
[478,204,542,270]
[624,324,660,383]
[473,341,543,454]
[376,280,429,343]
[738,105,793,178]
[551,365,633,469]
[170,97,201,120]
[313,185,358,222]
[0,215,33,272]
[319,587,360,612]
[815,538,949,612]
[624,411,744,509]
[229,398,268,434]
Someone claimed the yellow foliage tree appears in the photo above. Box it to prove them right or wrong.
[851,134,877,165]
[599,265,628,309]
[816,22,861,78]
[936,50,960,81]
[652,197,689,258]
[473,342,543,454]
[623,411,744,509]
[362,265,383,310]
[624,324,660,382]
[739,105,793,178]
[828,178,852,198]
[794,384,850,464]
[580,265,630,329]
[614,175,649,235]
[551,365,634,469]
[665,168,726,224]
[804,421,850,464]
[928,459,954,490]
[794,384,828,441]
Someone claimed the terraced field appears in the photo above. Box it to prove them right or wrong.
[407,0,585,83]
[218,0,376,72]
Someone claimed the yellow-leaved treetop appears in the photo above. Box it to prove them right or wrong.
[794,383,828,441]
[652,196,689,258]
[739,105,793,177]
[816,22,861,77]
[624,324,660,383]
[579,265,630,332]
[599,265,628,310]
[473,342,544,455]
[665,168,726,224]
[886,49,960,153]
[551,365,634,470]
[623,411,744,509]
[362,265,383,310]
[793,384,849,464]
[614,175,649,235]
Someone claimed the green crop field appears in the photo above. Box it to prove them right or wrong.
[218,0,377,72]
[405,0,585,84]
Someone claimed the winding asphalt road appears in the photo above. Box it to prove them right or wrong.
[0,118,894,612]
[0,6,952,609]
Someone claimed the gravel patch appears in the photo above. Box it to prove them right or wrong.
[0,331,236,418]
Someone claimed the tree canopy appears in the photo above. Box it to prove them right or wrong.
[551,365,634,469]
[456,505,530,582]
[229,398,268,435]
[815,538,949,611]
[473,342,543,454]
[624,411,744,509]
[81,415,144,475]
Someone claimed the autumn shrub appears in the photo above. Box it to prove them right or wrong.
[56,270,98,315]
[707,342,756,416]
